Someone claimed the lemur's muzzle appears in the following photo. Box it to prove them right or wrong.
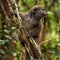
[42,11,47,16]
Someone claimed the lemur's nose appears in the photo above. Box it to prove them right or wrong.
[42,11,47,16]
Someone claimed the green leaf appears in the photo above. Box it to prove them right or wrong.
[0,40,8,46]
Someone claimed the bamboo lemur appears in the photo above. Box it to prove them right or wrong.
[19,5,47,38]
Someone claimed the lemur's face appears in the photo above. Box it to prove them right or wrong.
[29,5,47,20]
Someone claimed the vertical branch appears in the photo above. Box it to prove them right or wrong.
[38,18,46,45]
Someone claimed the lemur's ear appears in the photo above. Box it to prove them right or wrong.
[29,8,38,18]
[29,11,35,18]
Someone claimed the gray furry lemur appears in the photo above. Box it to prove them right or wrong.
[19,5,47,38]
[19,5,47,46]
[11,5,47,46]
